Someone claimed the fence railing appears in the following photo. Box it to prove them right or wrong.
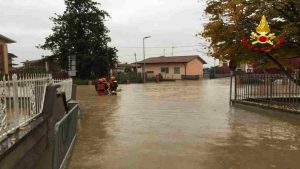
[54,78,73,101]
[233,73,300,111]
[53,104,80,169]
[0,74,53,139]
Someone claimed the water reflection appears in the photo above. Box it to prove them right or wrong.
[68,79,300,169]
[205,107,300,169]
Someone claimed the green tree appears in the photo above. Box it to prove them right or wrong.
[204,0,300,60]
[39,0,117,79]
[201,0,300,84]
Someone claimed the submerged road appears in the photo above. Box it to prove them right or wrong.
[68,78,300,169]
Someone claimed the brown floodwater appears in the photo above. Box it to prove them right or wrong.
[68,78,300,169]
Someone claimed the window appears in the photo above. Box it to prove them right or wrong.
[174,67,180,74]
[223,61,228,67]
[161,67,169,74]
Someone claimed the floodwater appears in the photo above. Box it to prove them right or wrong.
[68,78,300,169]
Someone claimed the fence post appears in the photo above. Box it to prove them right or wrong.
[49,74,54,84]
[234,72,237,100]
[230,71,233,105]
[12,74,19,127]
[269,75,273,106]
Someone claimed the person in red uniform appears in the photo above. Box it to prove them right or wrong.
[96,78,105,95]
[102,77,110,93]
[95,77,109,95]
[109,76,118,95]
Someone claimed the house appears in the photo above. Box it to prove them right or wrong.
[137,55,207,80]
[237,63,253,73]
[219,60,229,67]
[21,57,62,73]
[0,34,16,73]
[219,59,253,73]
[8,53,18,70]
[116,63,141,73]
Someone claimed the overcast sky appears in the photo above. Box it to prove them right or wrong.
[0,0,215,67]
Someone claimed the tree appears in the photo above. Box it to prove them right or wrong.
[201,0,300,84]
[203,0,300,60]
[39,0,117,79]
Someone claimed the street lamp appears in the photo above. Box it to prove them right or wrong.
[143,36,151,83]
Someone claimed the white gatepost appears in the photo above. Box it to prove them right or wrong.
[12,74,19,127]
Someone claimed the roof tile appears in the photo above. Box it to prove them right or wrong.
[137,55,207,64]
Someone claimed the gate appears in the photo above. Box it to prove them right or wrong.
[231,73,300,112]
[52,103,80,169]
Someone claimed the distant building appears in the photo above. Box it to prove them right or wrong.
[137,55,207,80]
[219,59,253,73]
[8,53,18,70]
[0,34,16,73]
[237,63,253,73]
[21,57,62,73]
[219,60,229,67]
[116,63,141,73]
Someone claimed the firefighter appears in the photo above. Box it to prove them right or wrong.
[109,76,118,95]
[102,77,110,92]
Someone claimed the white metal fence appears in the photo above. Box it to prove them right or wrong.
[54,78,73,101]
[0,74,73,139]
[0,74,53,139]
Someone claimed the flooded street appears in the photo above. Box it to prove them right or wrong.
[68,78,300,169]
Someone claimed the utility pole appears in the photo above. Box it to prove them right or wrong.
[106,44,110,77]
[213,58,216,79]
[163,49,166,56]
[43,56,49,73]
[171,46,175,56]
[134,53,138,78]
[143,36,151,83]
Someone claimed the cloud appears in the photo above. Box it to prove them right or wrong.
[0,0,214,67]
[0,0,65,65]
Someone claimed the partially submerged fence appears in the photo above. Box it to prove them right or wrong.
[53,104,80,169]
[0,74,73,140]
[232,73,300,112]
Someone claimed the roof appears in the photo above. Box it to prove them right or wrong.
[118,63,134,67]
[22,59,41,64]
[137,55,207,64]
[117,63,141,68]
[22,56,56,64]
[8,53,18,58]
[0,34,16,43]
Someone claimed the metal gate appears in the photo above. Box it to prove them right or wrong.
[231,73,300,112]
[52,104,80,169]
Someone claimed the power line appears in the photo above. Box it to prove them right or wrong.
[119,49,207,59]
[116,44,203,49]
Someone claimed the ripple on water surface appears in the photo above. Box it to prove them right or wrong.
[68,79,300,169]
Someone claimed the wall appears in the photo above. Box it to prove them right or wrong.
[145,63,186,80]
[219,60,229,67]
[0,42,4,72]
[1,43,8,73]
[0,85,78,169]
[186,58,204,77]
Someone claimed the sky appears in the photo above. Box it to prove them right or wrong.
[0,0,216,67]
